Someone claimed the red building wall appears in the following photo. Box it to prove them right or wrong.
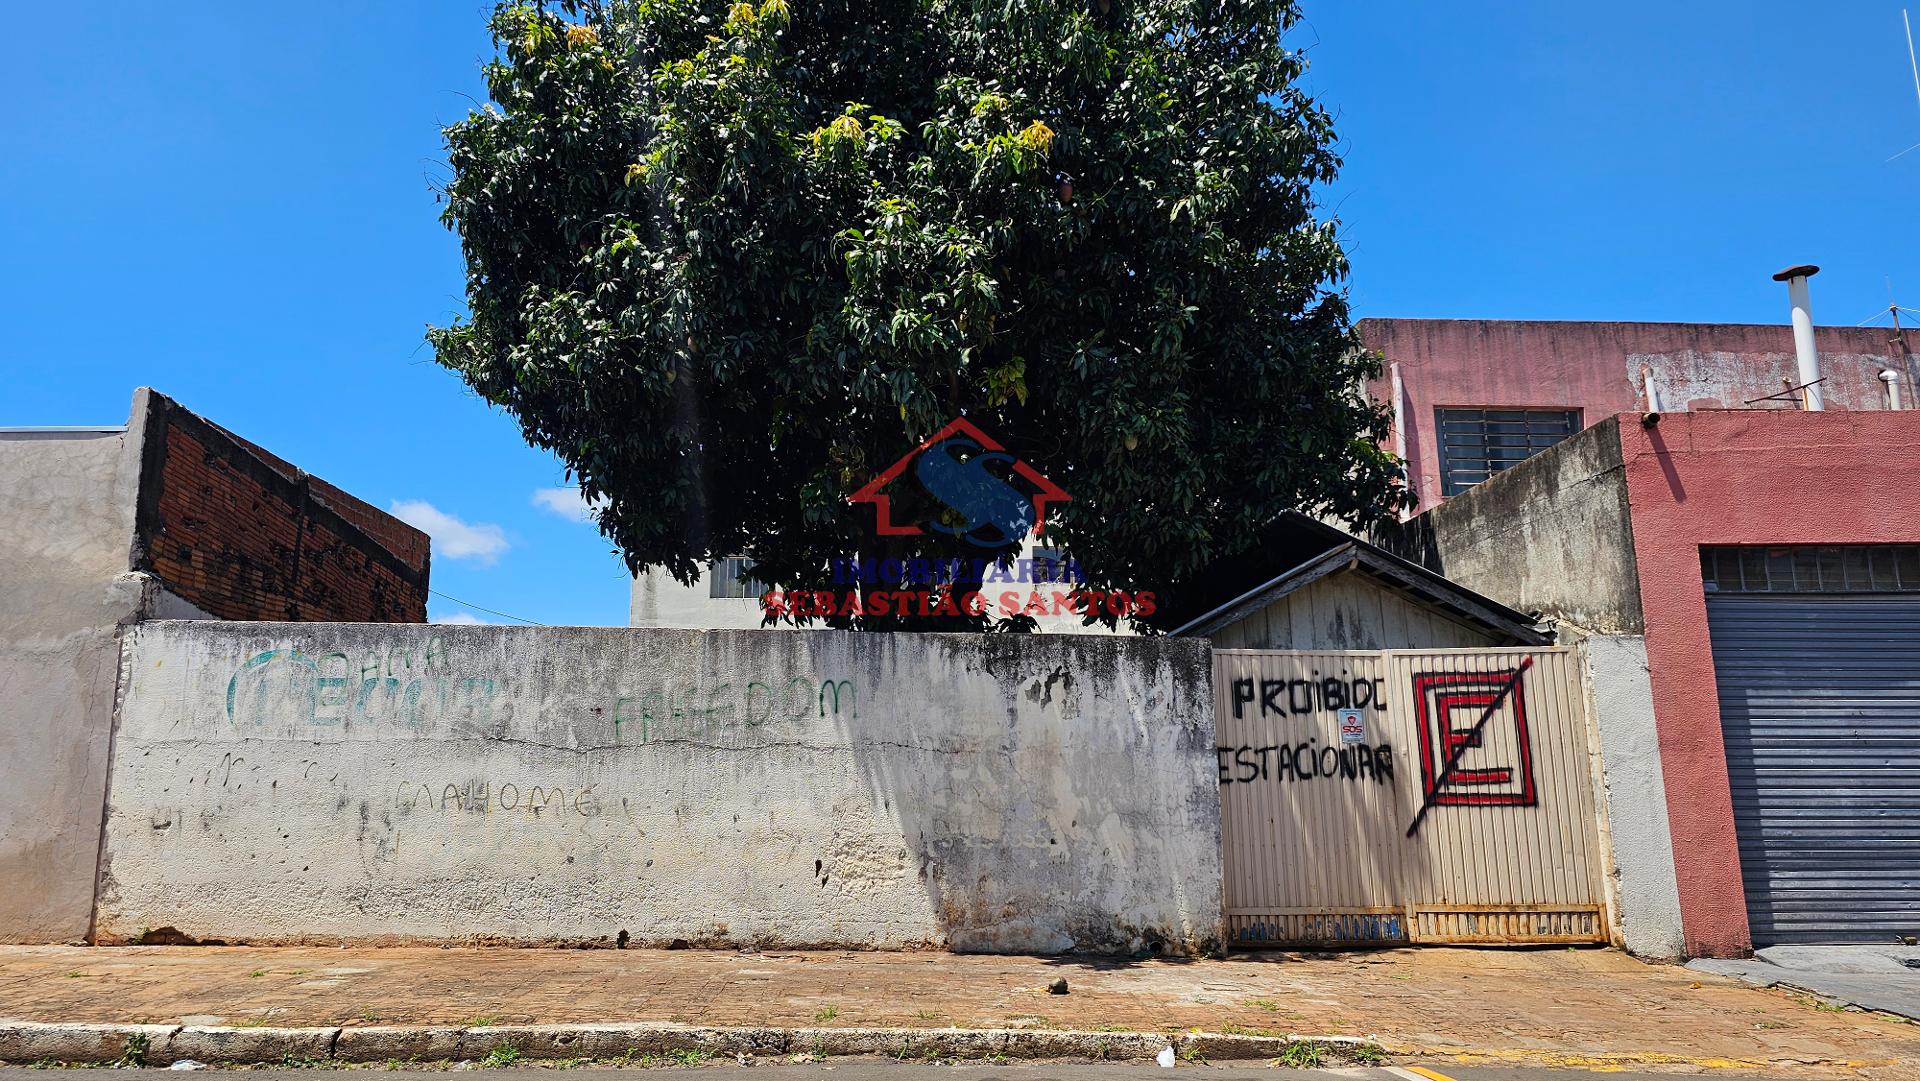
[1360,319,1917,514]
[134,394,429,623]
[1615,409,1920,956]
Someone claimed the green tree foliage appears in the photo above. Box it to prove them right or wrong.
[431,0,1405,629]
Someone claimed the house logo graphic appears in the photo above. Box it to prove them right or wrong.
[848,417,1070,548]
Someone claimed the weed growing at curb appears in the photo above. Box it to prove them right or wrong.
[480,1043,521,1068]
[610,1048,714,1069]
[1274,1041,1325,1069]
[812,1005,838,1023]
[460,1014,504,1028]
[889,1038,947,1064]
[1348,1043,1385,1065]
[120,1033,149,1068]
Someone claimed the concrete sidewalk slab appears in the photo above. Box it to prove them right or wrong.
[1690,945,1920,1022]
[0,946,1915,1077]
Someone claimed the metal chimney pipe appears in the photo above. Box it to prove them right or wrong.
[1772,264,1824,410]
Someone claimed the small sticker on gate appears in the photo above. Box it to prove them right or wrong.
[1337,707,1366,744]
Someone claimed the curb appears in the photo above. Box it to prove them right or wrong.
[0,1020,1384,1066]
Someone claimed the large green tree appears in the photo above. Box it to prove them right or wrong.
[431,0,1404,630]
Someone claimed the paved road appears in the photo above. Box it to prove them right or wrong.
[0,1065,1825,1081]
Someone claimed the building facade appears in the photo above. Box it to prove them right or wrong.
[0,388,428,943]
[1388,409,1920,958]
[1361,318,1917,514]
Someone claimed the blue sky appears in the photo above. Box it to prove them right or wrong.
[4,2,1917,626]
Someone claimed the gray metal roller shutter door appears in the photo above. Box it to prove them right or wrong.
[1706,593,1920,945]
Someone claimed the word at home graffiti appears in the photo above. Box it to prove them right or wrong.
[1229,671,1388,720]
[1216,741,1395,785]
[397,779,603,819]
[1406,658,1537,837]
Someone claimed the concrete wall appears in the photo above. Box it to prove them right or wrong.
[1360,318,1918,514]
[1581,635,1684,960]
[1384,417,1643,636]
[0,416,148,942]
[97,623,1222,954]
[1,388,430,943]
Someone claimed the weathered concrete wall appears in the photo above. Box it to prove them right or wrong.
[1582,635,1684,961]
[1384,418,1642,636]
[0,414,149,942]
[98,624,1221,954]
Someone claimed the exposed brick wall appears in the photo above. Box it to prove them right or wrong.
[134,395,428,622]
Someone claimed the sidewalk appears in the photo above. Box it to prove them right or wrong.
[1690,945,1920,1023]
[0,945,1916,1076]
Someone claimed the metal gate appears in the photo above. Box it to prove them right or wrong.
[1215,648,1609,947]
[1707,592,1920,945]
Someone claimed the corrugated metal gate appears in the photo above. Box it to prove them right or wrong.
[1215,648,1609,947]
[1706,593,1920,945]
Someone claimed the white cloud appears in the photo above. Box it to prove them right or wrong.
[390,499,509,565]
[531,485,609,524]
[433,611,492,625]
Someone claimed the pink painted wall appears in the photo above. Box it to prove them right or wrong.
[1614,409,1920,957]
[1360,319,1918,513]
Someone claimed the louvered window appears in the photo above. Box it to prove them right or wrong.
[1436,408,1580,496]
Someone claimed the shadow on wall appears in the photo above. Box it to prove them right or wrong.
[834,632,1221,956]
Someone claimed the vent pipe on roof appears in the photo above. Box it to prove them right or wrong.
[1772,264,1824,410]
[1881,369,1904,410]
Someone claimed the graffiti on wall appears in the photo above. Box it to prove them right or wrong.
[1229,669,1388,720]
[1405,658,1536,836]
[1216,741,1395,785]
[221,643,858,742]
